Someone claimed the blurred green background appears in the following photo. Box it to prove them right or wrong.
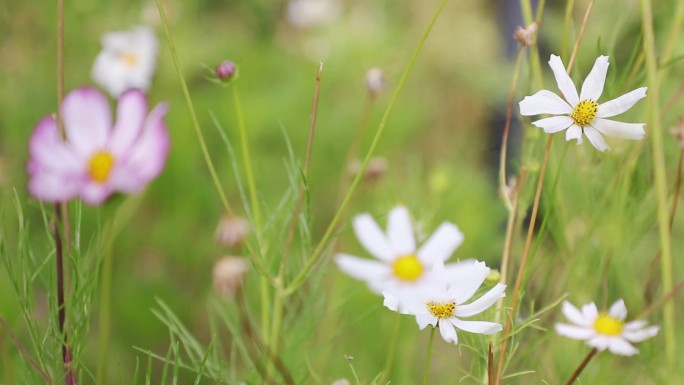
[1,0,683,383]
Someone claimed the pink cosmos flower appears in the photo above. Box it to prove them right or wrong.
[28,87,170,205]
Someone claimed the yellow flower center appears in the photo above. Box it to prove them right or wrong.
[428,301,456,319]
[392,254,423,282]
[593,313,624,336]
[120,52,139,68]
[571,99,598,127]
[88,151,115,183]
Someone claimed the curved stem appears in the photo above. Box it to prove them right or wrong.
[285,0,449,295]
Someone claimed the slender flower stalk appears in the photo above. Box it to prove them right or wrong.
[640,0,675,368]
[285,0,449,295]
[495,2,595,383]
[564,348,597,385]
[421,327,436,385]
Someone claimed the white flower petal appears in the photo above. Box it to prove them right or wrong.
[335,253,391,291]
[519,90,573,116]
[417,222,464,263]
[591,118,645,140]
[387,206,416,256]
[579,55,609,101]
[548,54,579,106]
[448,261,490,304]
[587,335,611,351]
[607,338,638,356]
[596,87,647,118]
[443,259,477,280]
[582,303,599,320]
[565,125,583,144]
[531,116,574,133]
[438,322,459,344]
[352,213,393,261]
[555,323,595,340]
[584,126,610,152]
[623,325,659,343]
[416,314,437,330]
[450,318,502,335]
[561,301,592,327]
[608,299,627,320]
[455,283,505,317]
[624,320,648,331]
[382,291,401,312]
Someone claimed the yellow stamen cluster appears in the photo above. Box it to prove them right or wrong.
[571,99,599,127]
[88,151,115,183]
[427,301,456,319]
[392,254,423,282]
[120,52,139,67]
[593,313,624,336]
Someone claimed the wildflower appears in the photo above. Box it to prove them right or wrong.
[555,299,659,356]
[383,262,505,344]
[213,256,250,298]
[364,67,386,97]
[335,206,476,295]
[28,87,170,205]
[519,55,646,152]
[215,60,237,82]
[286,0,341,28]
[215,215,250,247]
[91,26,159,98]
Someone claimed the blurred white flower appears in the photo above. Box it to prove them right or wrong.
[555,299,659,356]
[335,206,476,301]
[364,67,386,97]
[383,262,505,345]
[213,256,250,298]
[92,26,159,98]
[519,55,647,152]
[286,0,341,28]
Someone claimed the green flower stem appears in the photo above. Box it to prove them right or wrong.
[561,0,577,58]
[421,327,436,385]
[284,0,449,295]
[564,348,598,385]
[379,314,402,384]
[155,0,232,216]
[640,0,675,369]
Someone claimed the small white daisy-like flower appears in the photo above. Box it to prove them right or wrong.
[555,299,659,356]
[383,262,505,345]
[335,206,477,296]
[91,26,159,98]
[519,55,647,152]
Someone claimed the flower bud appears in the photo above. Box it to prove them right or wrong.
[331,380,350,385]
[513,22,538,47]
[212,256,250,298]
[346,156,388,183]
[364,67,386,97]
[215,215,249,247]
[215,60,237,82]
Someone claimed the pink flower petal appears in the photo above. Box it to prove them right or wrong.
[28,171,82,203]
[123,102,170,182]
[61,87,112,156]
[109,89,148,156]
[79,182,113,205]
[29,115,83,173]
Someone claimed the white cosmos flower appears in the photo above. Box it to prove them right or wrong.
[92,26,159,98]
[383,262,505,345]
[519,55,647,152]
[286,0,341,28]
[555,299,659,356]
[335,206,477,296]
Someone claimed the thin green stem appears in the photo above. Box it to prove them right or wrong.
[561,0,577,59]
[231,85,261,229]
[155,0,232,215]
[284,0,449,295]
[421,327,436,385]
[499,47,525,211]
[640,0,675,368]
[379,314,402,384]
[95,225,115,385]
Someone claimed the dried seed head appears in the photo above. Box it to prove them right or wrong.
[212,256,250,298]
[215,60,237,82]
[671,117,684,148]
[513,22,538,47]
[364,67,386,97]
[215,215,249,247]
